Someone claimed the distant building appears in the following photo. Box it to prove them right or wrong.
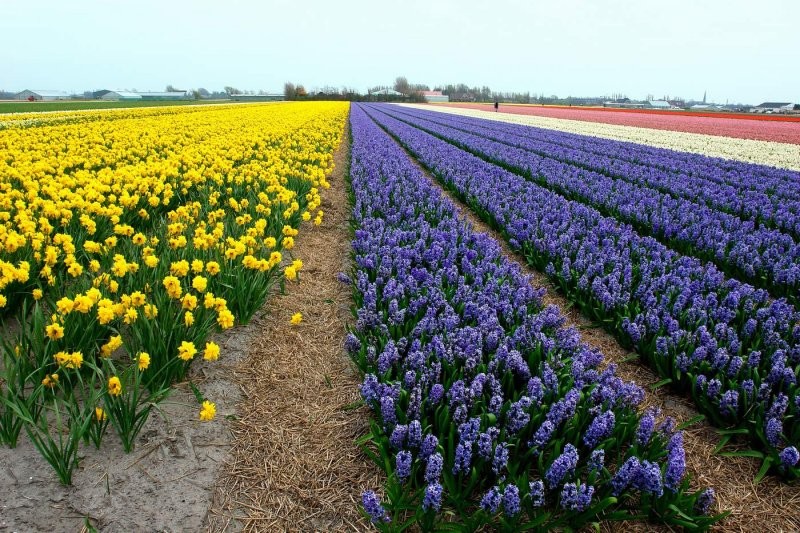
[752,102,795,113]
[421,90,449,103]
[690,104,719,110]
[603,101,647,109]
[136,91,190,100]
[100,90,143,101]
[15,89,70,101]
[647,100,672,109]
[372,88,404,96]
[230,94,284,102]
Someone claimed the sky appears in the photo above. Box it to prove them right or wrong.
[2,0,798,104]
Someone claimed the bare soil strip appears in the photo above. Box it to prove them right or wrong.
[0,304,255,531]
[206,123,380,532]
[380,125,800,532]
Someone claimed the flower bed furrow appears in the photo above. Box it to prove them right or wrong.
[360,103,800,480]
[347,104,719,530]
[377,105,800,303]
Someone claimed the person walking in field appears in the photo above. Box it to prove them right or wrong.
[494,101,499,112]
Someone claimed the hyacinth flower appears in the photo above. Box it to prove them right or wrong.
[389,104,800,242]
[376,104,800,304]
[348,104,722,531]
[361,103,800,480]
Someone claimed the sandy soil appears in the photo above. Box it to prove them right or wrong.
[0,314,259,532]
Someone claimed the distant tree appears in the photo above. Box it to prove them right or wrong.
[394,76,410,95]
[296,85,307,97]
[197,88,210,98]
[284,82,296,100]
[192,90,201,100]
[166,84,182,92]
[224,86,241,96]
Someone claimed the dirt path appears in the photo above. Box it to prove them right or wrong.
[206,122,380,532]
[376,121,800,532]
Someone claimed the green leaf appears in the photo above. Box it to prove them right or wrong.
[754,456,774,484]
[716,428,751,436]
[720,449,765,459]
[188,382,205,404]
[676,414,705,431]
[649,378,673,391]
[712,434,732,455]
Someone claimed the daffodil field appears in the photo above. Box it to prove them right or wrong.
[0,102,347,483]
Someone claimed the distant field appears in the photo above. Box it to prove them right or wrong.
[0,99,234,114]
[441,102,800,143]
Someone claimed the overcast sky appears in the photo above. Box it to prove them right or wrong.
[2,0,797,104]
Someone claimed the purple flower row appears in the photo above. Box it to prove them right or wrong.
[378,105,800,302]
[360,103,800,479]
[401,105,800,236]
[348,104,718,529]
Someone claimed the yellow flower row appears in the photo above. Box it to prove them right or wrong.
[0,102,348,446]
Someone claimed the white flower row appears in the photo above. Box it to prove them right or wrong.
[400,104,800,171]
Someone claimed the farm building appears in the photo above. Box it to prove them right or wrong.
[371,89,404,97]
[752,102,796,113]
[603,101,647,109]
[230,94,284,102]
[647,100,673,109]
[137,91,190,100]
[15,89,71,101]
[100,91,143,101]
[421,90,450,103]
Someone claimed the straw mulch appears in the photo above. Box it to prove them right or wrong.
[206,124,381,532]
[398,144,800,532]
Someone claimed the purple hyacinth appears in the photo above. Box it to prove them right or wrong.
[529,480,546,507]
[420,434,438,460]
[344,333,361,354]
[636,410,656,446]
[396,450,413,482]
[546,444,579,488]
[362,490,390,523]
[407,420,422,448]
[452,441,473,475]
[477,432,494,460]
[492,442,509,475]
[480,486,502,514]
[429,383,445,405]
[780,446,799,468]
[632,460,664,497]
[588,449,605,473]
[719,390,739,417]
[380,395,396,427]
[529,420,556,451]
[560,482,594,512]
[422,482,443,512]
[706,379,722,398]
[695,488,715,515]
[583,410,615,448]
[505,396,532,434]
[425,452,443,483]
[766,417,783,447]
[665,432,686,492]
[502,485,521,517]
[360,374,379,403]
[611,456,640,495]
[390,424,407,449]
